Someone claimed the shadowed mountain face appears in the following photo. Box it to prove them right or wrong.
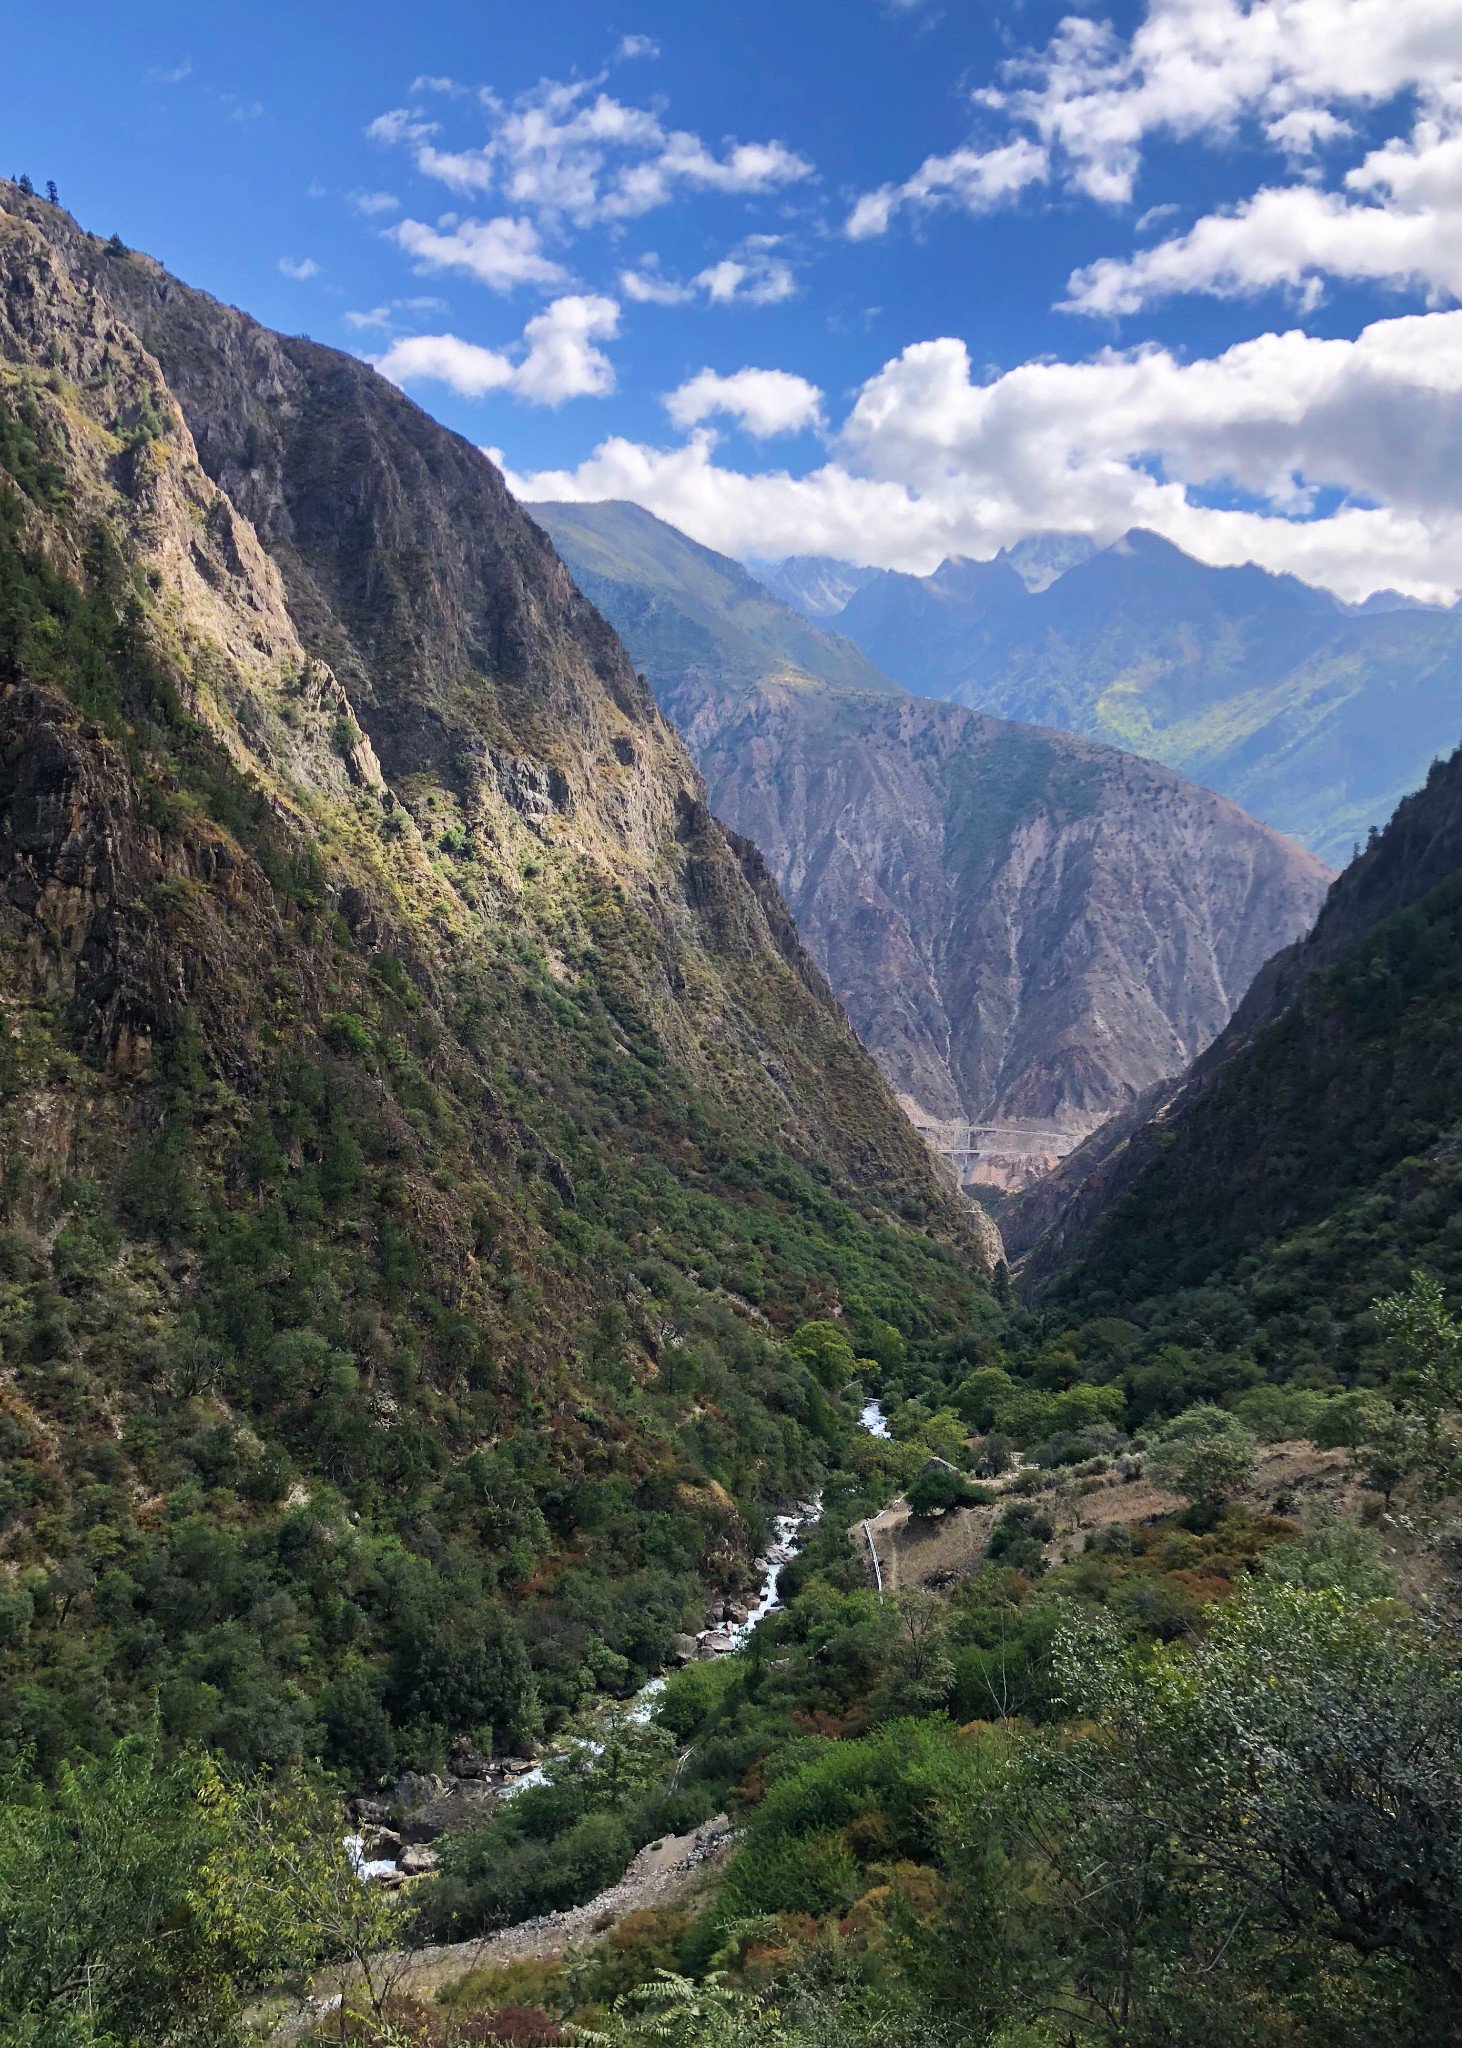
[535,502,1332,1191]
[1009,741,1462,1373]
[782,529,1462,867]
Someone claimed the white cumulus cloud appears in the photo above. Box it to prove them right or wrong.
[391,213,568,292]
[513,293,620,402]
[666,368,825,436]
[278,256,321,280]
[845,0,1462,240]
[367,72,812,229]
[1065,108,1462,313]
[1003,0,1462,206]
[500,307,1462,601]
[372,294,620,406]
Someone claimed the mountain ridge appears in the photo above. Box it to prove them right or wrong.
[0,184,984,1776]
[534,499,1332,1191]
[1007,737,1462,1332]
[784,527,1462,864]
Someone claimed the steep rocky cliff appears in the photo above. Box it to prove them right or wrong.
[0,186,981,1774]
[664,674,1330,1189]
[536,502,1332,1192]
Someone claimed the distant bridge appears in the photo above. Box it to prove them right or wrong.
[917,1125,1072,1161]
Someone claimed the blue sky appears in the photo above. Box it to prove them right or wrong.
[8,0,1462,598]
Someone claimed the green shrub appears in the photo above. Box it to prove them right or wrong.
[322,1010,373,1056]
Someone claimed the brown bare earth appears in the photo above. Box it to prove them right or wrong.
[855,1441,1438,1596]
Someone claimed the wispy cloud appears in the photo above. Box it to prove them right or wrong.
[621,235,797,307]
[615,34,660,61]
[344,295,448,333]
[619,255,696,306]
[696,236,797,304]
[278,256,320,280]
[846,138,1047,239]
[351,189,401,217]
[367,71,812,229]
[367,107,439,147]
[147,57,192,85]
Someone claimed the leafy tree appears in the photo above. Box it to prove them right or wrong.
[1312,1387,1394,1452]
[584,1969,785,2048]
[853,1317,906,1373]
[786,1321,860,1389]
[1375,1270,1462,1484]
[0,1734,389,2047]
[1147,1404,1256,1511]
[1262,1515,1396,1602]
[865,1592,955,1720]
[1023,1585,1462,2042]
[985,1502,1053,1577]
[906,1466,991,1519]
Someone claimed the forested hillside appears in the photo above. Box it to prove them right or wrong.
[3,182,1462,2048]
[0,185,983,1782]
[1013,739,1462,1391]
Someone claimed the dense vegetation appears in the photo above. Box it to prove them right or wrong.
[0,366,980,1791]
[1028,750,1462,1435]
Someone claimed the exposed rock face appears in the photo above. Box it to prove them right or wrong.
[533,503,1331,1194]
[0,188,956,1211]
[666,675,1332,1187]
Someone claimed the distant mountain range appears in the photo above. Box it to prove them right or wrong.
[534,500,893,699]
[748,532,1462,867]
[531,500,1331,1189]
[747,555,883,620]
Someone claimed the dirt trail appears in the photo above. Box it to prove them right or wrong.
[286,1815,735,2027]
